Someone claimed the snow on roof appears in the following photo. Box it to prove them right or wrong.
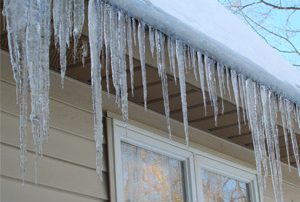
[110,0,300,105]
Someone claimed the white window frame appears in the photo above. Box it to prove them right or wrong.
[109,119,198,202]
[195,155,260,202]
[108,118,260,202]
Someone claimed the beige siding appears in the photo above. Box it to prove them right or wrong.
[1,50,300,202]
[1,51,109,201]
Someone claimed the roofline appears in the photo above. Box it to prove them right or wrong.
[108,0,300,105]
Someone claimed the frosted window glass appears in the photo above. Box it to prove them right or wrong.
[121,142,185,202]
[201,169,250,202]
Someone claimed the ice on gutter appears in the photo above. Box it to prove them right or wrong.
[109,0,300,105]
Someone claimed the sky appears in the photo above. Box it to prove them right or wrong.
[219,0,300,68]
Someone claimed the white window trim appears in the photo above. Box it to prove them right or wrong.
[195,155,260,202]
[108,118,260,202]
[109,119,198,202]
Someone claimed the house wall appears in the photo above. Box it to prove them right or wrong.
[1,50,299,201]
[0,50,109,201]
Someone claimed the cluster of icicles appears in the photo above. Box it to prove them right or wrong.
[3,0,300,201]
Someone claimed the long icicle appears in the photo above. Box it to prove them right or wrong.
[27,0,51,156]
[279,96,291,170]
[155,30,171,137]
[261,86,283,202]
[238,74,247,124]
[231,70,241,133]
[285,100,300,177]
[204,56,218,125]
[88,0,104,178]
[149,26,155,57]
[53,0,72,87]
[245,79,266,202]
[109,6,120,102]
[197,51,207,115]
[175,40,189,146]
[138,21,147,109]
[103,3,111,94]
[126,15,134,96]
[216,63,225,114]
[117,10,129,123]
[168,38,177,84]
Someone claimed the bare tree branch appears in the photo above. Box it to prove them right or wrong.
[260,0,300,10]
[219,0,300,67]
[243,13,300,56]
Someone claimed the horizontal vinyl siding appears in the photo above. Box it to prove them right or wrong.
[1,177,106,202]
[0,53,109,201]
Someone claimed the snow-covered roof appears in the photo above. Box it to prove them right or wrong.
[110,0,300,105]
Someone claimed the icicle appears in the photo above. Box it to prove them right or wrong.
[196,51,207,115]
[132,18,137,46]
[216,63,225,114]
[19,70,28,184]
[241,75,249,125]
[126,15,134,96]
[183,46,189,74]
[4,0,53,182]
[186,46,191,70]
[4,0,28,183]
[245,79,267,202]
[285,100,300,177]
[88,0,104,178]
[109,6,120,102]
[4,0,29,102]
[117,10,129,122]
[270,93,283,197]
[155,31,171,137]
[148,26,155,57]
[175,40,189,145]
[296,106,300,131]
[167,37,172,71]
[104,4,111,94]
[238,74,247,124]
[204,56,218,124]
[73,0,85,61]
[279,96,291,170]
[167,37,172,72]
[190,48,198,81]
[52,0,60,46]
[271,95,283,202]
[225,67,232,100]
[261,87,283,202]
[230,70,241,133]
[168,38,177,84]
[27,0,51,155]
[81,40,88,67]
[138,21,147,109]
[53,0,73,87]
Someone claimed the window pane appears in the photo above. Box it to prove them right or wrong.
[121,142,185,202]
[201,169,250,202]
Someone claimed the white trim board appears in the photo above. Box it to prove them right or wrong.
[109,119,260,201]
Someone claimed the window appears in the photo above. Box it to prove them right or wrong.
[109,119,197,202]
[121,142,185,202]
[196,156,259,202]
[201,169,250,202]
[108,119,259,202]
